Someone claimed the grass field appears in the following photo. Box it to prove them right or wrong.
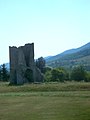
[0,82,90,120]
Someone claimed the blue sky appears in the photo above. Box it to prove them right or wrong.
[0,0,90,64]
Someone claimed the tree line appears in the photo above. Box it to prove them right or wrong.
[44,65,90,82]
[0,57,90,82]
[35,57,90,82]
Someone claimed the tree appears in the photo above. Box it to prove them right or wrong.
[51,68,65,82]
[44,67,52,82]
[44,67,69,82]
[0,67,1,81]
[36,57,46,73]
[85,72,90,82]
[1,64,9,81]
[70,66,87,81]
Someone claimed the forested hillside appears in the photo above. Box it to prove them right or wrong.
[46,42,90,71]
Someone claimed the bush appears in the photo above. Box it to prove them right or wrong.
[85,72,90,82]
[70,66,87,81]
[44,67,68,82]
[51,68,65,82]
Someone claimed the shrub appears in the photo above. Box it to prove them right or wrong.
[70,66,87,81]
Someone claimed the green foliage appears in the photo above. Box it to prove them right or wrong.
[44,65,90,82]
[44,66,52,82]
[51,68,65,82]
[36,57,46,73]
[0,69,1,80]
[44,70,52,82]
[44,66,52,73]
[46,48,90,71]
[24,69,33,82]
[85,72,90,82]
[0,64,9,81]
[70,66,87,81]
[44,67,68,82]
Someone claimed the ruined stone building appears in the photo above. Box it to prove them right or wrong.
[9,43,43,85]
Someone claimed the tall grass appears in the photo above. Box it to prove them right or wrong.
[0,82,90,93]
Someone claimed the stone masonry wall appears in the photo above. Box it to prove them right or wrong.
[9,43,43,85]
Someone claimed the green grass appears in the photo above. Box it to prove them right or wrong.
[0,82,90,120]
[0,81,90,93]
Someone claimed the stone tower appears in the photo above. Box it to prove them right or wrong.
[9,43,43,85]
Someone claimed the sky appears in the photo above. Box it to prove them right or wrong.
[0,0,90,64]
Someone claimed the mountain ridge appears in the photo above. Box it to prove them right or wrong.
[46,42,90,62]
[46,42,90,70]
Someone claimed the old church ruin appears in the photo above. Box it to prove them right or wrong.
[9,43,43,85]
